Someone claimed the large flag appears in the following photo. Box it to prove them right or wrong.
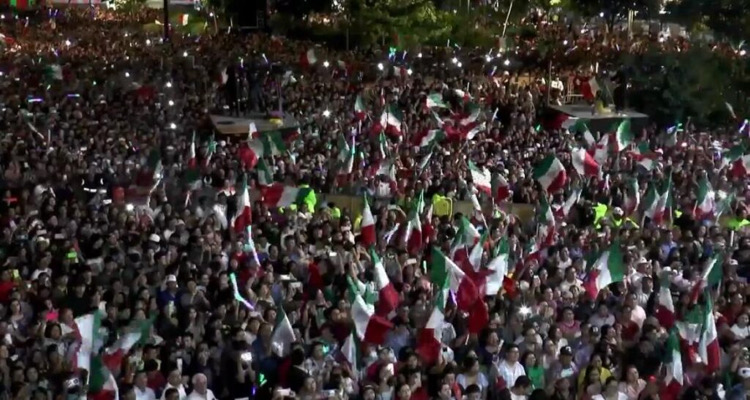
[249,131,287,159]
[271,306,296,357]
[404,190,424,254]
[468,162,492,194]
[300,48,318,67]
[101,318,153,372]
[485,237,510,296]
[698,293,720,373]
[426,93,448,109]
[376,104,403,135]
[583,240,625,299]
[654,270,676,329]
[693,175,715,220]
[533,155,567,193]
[430,248,479,312]
[360,196,376,247]
[354,95,367,120]
[349,288,393,345]
[261,184,304,208]
[231,176,252,233]
[643,176,672,226]
[613,119,634,152]
[689,254,723,303]
[74,312,102,371]
[256,158,274,187]
[416,277,449,365]
[340,333,360,378]
[88,355,119,400]
[369,248,400,314]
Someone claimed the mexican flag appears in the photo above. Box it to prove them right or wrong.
[693,176,715,220]
[468,232,488,271]
[450,216,480,256]
[337,135,357,176]
[418,129,446,150]
[370,248,400,314]
[426,93,448,109]
[377,104,403,136]
[581,76,600,100]
[624,178,640,216]
[101,318,153,371]
[256,158,274,187]
[571,147,599,177]
[689,254,723,304]
[554,189,581,220]
[44,64,63,81]
[187,132,197,168]
[231,176,252,233]
[360,196,376,247]
[178,14,190,26]
[593,134,610,165]
[350,290,393,345]
[643,176,672,226]
[485,237,510,296]
[468,162,492,194]
[569,119,595,147]
[300,48,318,67]
[613,119,634,152]
[456,102,481,126]
[698,293,720,372]
[416,277,449,365]
[403,190,424,254]
[430,247,479,312]
[662,329,684,400]
[340,333,360,378]
[583,240,625,299]
[249,131,287,158]
[271,306,296,357]
[354,95,367,120]
[74,312,103,371]
[654,270,676,329]
[721,143,746,170]
[533,155,567,193]
[88,355,119,400]
[260,184,304,208]
[493,173,511,203]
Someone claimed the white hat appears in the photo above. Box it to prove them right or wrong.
[149,234,161,243]
[166,274,178,284]
[730,259,739,266]
[638,257,649,264]
[739,367,750,379]
[613,207,624,216]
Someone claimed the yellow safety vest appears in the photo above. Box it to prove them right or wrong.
[593,203,608,229]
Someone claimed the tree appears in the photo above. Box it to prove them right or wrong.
[572,0,660,29]
[666,0,750,42]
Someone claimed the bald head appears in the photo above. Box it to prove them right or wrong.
[192,373,207,394]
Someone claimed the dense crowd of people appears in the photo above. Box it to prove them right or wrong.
[0,5,748,400]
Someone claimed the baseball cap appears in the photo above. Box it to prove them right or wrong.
[560,346,573,356]
[740,368,750,379]
[166,274,178,284]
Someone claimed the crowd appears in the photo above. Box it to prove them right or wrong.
[0,4,749,400]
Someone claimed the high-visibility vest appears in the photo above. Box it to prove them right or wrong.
[593,203,608,228]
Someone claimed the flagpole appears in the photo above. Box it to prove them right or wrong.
[163,0,170,41]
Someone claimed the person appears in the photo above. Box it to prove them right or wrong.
[497,345,526,390]
[497,376,533,400]
[592,377,628,400]
[160,369,187,400]
[185,374,216,400]
[133,371,157,400]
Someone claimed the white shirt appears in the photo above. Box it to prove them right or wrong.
[592,392,628,400]
[497,360,526,388]
[160,384,187,400]
[731,324,750,340]
[135,386,156,400]
[185,389,217,400]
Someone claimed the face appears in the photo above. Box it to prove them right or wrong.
[168,370,181,386]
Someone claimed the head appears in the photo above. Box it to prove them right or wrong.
[191,374,207,395]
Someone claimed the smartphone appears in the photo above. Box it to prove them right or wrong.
[240,352,253,363]
[277,389,292,397]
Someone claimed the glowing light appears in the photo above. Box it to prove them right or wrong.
[125,72,130,78]
[741,50,747,56]
[457,62,463,68]
[599,12,604,17]
[146,39,151,45]
[519,305,532,316]
[125,204,134,212]
[563,40,568,46]
[485,55,492,62]
[65,40,71,46]
[323,61,330,68]
[322,109,331,118]
[407,69,413,75]
[451,57,458,64]
[417,53,422,58]
[377,63,384,71]
[169,123,177,129]
[183,51,188,57]
[168,100,174,106]
[166,82,172,88]
[503,59,510,66]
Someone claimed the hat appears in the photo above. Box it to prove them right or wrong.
[638,257,649,264]
[730,259,739,266]
[149,234,161,243]
[560,346,573,356]
[613,207,624,216]
[739,367,750,379]
[165,274,178,284]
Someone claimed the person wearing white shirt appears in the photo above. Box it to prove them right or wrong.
[161,369,187,400]
[133,372,156,400]
[592,377,628,400]
[497,345,526,389]
[588,304,615,329]
[731,313,750,340]
[185,374,216,400]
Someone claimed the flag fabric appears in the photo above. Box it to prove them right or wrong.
[187,132,197,168]
[377,104,403,135]
[260,184,303,208]
[300,48,317,67]
[694,176,716,220]
[721,144,746,170]
[350,293,393,345]
[492,173,511,203]
[485,237,510,295]
[533,155,567,193]
[583,240,625,299]
[571,147,599,177]
[613,119,634,152]
[360,196,376,247]
[698,294,720,372]
[581,76,600,100]
[468,162,492,194]
[654,271,676,329]
[74,312,102,371]
[426,93,448,109]
[662,329,684,400]
[101,319,152,372]
[554,189,581,220]
[624,178,640,216]
[451,216,480,255]
[178,14,189,26]
[44,64,63,81]
[404,191,424,254]
[593,134,610,165]
[354,95,367,120]
[416,278,449,365]
[341,333,360,377]
[370,248,400,314]
[249,131,286,158]
[731,155,750,177]
[689,255,723,303]
[468,233,488,271]
[570,119,596,146]
[271,307,296,357]
[643,177,672,226]
[430,248,480,312]
[418,129,446,150]
[231,176,252,233]
[88,355,119,400]
[256,158,274,187]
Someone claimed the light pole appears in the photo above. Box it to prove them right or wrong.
[163,0,170,41]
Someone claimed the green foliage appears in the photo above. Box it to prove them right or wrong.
[624,44,750,127]
[665,0,750,42]
[571,0,660,28]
